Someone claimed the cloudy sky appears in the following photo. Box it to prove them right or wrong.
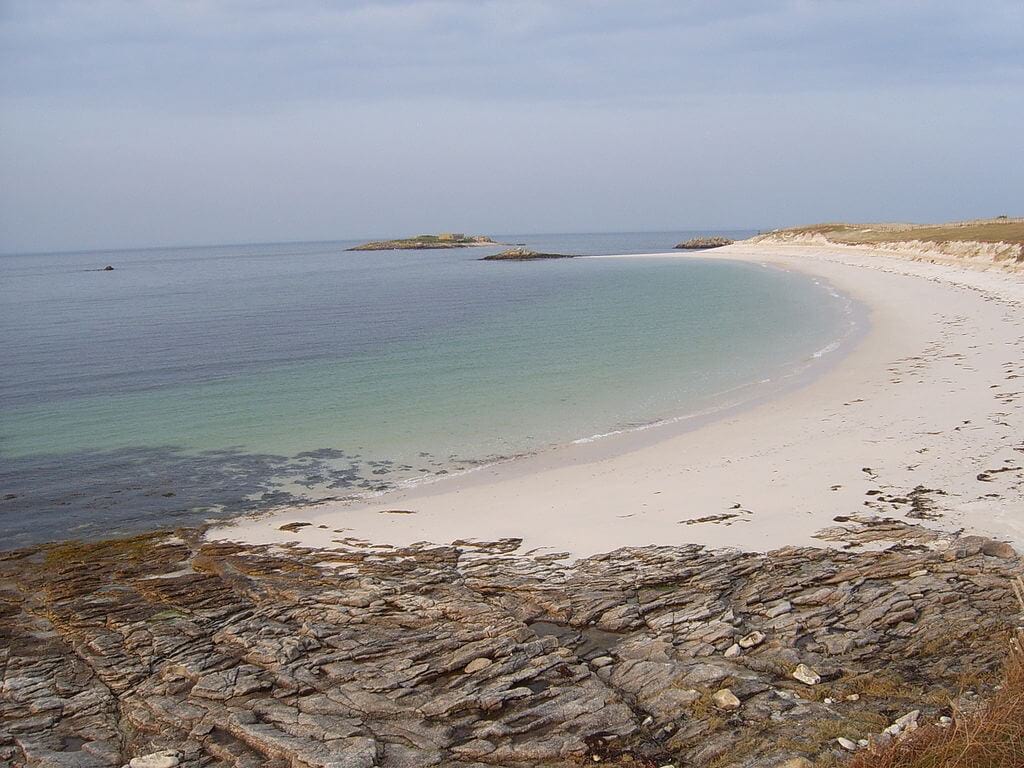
[1,1,1021,252]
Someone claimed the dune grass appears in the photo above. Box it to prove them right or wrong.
[769,218,1024,247]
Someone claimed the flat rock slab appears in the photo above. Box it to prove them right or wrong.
[0,520,1019,767]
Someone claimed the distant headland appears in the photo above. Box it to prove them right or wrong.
[347,233,497,251]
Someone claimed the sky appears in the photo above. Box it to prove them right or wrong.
[1,1,1022,253]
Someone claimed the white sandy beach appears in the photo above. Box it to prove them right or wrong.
[210,242,1024,558]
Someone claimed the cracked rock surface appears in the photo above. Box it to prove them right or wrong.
[0,520,1020,767]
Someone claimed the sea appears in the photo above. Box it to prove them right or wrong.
[0,231,860,547]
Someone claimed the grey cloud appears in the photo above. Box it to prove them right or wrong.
[1,1,1021,252]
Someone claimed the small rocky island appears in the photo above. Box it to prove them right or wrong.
[348,233,496,251]
[674,236,734,250]
[481,247,579,261]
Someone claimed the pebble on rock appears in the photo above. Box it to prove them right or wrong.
[792,663,821,685]
[128,751,181,768]
[465,657,493,674]
[836,737,857,751]
[738,630,766,648]
[712,688,741,710]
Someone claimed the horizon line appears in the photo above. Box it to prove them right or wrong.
[0,226,766,258]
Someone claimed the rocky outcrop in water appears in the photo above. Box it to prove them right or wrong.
[0,520,1019,767]
[481,248,579,261]
[674,237,734,250]
[348,235,495,251]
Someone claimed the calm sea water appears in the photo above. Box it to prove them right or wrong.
[0,231,856,547]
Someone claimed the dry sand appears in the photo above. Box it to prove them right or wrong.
[209,242,1024,558]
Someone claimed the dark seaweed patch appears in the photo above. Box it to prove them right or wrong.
[0,445,419,549]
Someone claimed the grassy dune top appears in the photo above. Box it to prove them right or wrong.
[761,217,1024,247]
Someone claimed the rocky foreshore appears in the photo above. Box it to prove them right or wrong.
[1,518,1021,768]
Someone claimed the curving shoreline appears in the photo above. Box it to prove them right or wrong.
[210,241,1024,557]
[5,239,1024,767]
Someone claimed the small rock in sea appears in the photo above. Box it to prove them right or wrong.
[482,247,578,261]
[712,688,741,709]
[836,737,857,751]
[724,643,742,658]
[464,657,493,674]
[738,630,766,648]
[673,236,734,250]
[129,751,181,768]
[103,265,114,271]
[792,663,821,685]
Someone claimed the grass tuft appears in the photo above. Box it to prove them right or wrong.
[847,576,1024,768]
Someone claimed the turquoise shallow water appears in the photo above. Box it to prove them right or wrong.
[0,231,855,546]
